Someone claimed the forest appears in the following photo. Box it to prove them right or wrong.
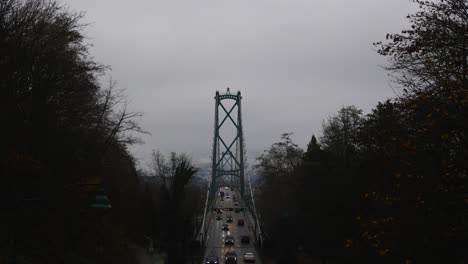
[254,0,468,263]
[1,0,466,263]
[1,0,204,263]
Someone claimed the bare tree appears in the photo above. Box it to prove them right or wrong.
[374,0,468,94]
[95,78,148,154]
[148,150,198,264]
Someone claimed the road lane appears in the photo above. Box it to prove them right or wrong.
[203,188,262,264]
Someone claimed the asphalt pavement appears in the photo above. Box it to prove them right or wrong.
[203,188,261,264]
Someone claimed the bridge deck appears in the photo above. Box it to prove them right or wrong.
[203,188,262,264]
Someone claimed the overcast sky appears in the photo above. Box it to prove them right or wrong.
[62,0,416,167]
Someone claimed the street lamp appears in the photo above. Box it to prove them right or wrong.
[90,193,112,209]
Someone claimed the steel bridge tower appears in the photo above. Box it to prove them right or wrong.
[211,88,245,197]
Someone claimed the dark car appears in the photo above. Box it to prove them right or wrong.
[227,215,233,222]
[241,235,250,244]
[205,255,219,264]
[222,224,229,231]
[225,251,237,264]
[225,235,234,245]
[237,219,244,226]
[216,215,222,220]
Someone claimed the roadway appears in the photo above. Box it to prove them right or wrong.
[203,187,262,264]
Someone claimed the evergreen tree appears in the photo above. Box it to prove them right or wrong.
[304,134,322,162]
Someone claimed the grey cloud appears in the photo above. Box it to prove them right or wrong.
[62,0,416,166]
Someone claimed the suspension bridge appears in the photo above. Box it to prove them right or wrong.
[196,88,266,264]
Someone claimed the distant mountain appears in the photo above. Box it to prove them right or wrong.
[190,162,210,186]
[194,162,210,178]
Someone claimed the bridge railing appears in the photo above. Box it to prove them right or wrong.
[197,180,211,247]
[245,175,265,248]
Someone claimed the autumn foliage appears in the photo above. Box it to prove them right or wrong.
[255,0,467,263]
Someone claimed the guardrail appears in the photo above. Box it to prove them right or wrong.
[247,176,263,248]
[198,181,211,247]
[198,180,266,249]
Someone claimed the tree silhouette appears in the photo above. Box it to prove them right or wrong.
[1,1,146,262]
[304,135,322,162]
[355,0,468,262]
[149,151,198,264]
[320,106,363,164]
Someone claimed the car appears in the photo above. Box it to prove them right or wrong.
[216,215,222,220]
[225,235,235,245]
[222,224,229,231]
[237,219,244,226]
[241,235,250,244]
[226,215,233,222]
[225,251,237,264]
[216,209,222,214]
[244,253,255,263]
[205,256,219,264]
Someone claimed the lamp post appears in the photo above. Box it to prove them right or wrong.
[89,189,112,262]
[77,183,112,261]
[90,193,112,209]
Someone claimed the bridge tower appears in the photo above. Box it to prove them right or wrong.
[211,88,245,197]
